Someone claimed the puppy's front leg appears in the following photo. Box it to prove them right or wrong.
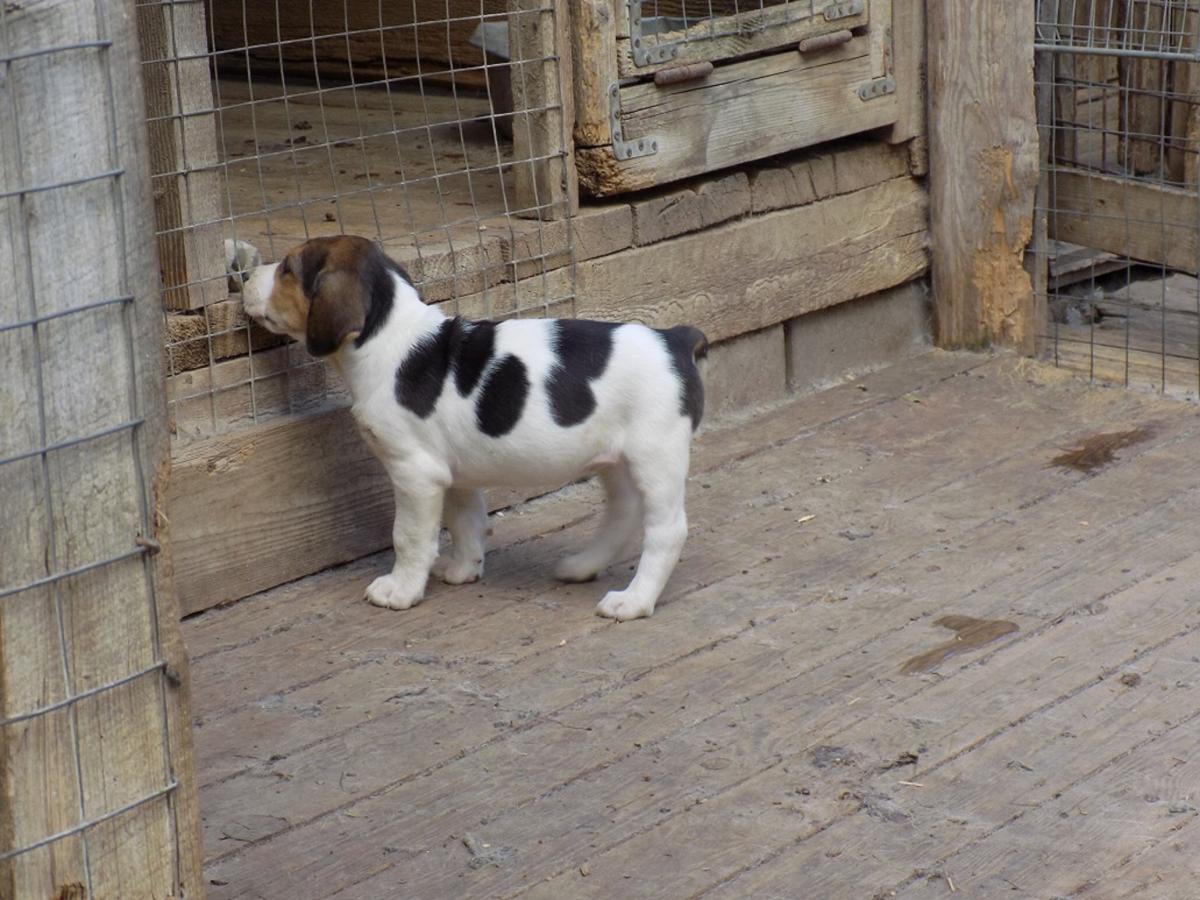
[366,478,445,610]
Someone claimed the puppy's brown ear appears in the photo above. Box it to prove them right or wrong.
[306,269,366,357]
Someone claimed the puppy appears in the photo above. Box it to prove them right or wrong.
[241,236,706,620]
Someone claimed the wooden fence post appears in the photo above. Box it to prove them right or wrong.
[927,0,1041,351]
[0,1,205,896]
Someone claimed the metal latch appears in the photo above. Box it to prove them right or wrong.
[857,76,895,101]
[824,0,865,21]
[798,29,853,54]
[628,0,679,67]
[610,84,658,160]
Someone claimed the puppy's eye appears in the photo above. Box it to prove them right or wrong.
[278,257,291,277]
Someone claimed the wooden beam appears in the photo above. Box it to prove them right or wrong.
[888,0,926,145]
[1049,168,1200,273]
[0,0,203,894]
[136,0,227,310]
[927,0,1039,351]
[575,176,929,342]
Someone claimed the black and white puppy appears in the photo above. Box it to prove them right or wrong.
[241,236,706,620]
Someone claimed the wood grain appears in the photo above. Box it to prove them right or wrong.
[0,0,202,895]
[927,0,1039,350]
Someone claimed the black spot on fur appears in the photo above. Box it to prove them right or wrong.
[356,249,410,349]
[546,320,619,427]
[476,354,529,437]
[658,325,708,430]
[395,318,457,418]
[453,320,497,397]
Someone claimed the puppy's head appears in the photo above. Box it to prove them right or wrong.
[242,235,382,357]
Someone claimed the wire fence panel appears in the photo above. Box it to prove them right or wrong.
[140,0,576,446]
[620,1,866,75]
[0,1,204,898]
[1036,0,1200,398]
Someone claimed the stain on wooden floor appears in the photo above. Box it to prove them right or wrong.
[183,351,1200,899]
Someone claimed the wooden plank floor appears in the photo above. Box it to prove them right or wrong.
[183,351,1200,899]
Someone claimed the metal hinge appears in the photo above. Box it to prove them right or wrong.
[628,0,679,67]
[610,83,658,159]
[824,0,865,21]
[857,76,895,101]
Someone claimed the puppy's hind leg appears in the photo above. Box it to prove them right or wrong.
[596,437,690,621]
[555,460,642,583]
[434,487,487,584]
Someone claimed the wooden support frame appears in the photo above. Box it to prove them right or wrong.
[927,0,1040,351]
[0,0,204,894]
[573,0,902,197]
[136,0,227,310]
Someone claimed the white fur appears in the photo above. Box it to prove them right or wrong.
[242,264,696,621]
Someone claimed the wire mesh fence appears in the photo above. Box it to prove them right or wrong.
[1,1,199,895]
[144,0,576,445]
[1035,0,1200,398]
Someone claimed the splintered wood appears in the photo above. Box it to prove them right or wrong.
[184,352,1200,899]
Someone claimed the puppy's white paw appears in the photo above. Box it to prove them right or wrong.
[365,572,425,610]
[596,590,654,621]
[554,552,603,583]
[433,555,483,585]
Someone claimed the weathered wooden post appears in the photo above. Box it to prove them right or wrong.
[0,1,204,896]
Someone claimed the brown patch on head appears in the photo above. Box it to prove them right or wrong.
[272,235,378,356]
[900,615,1019,674]
[1049,427,1153,473]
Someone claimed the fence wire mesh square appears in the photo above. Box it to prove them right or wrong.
[143,0,576,446]
[1036,0,1200,398]
[1,3,185,895]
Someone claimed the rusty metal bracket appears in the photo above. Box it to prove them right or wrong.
[609,83,658,160]
[628,0,679,67]
[824,0,865,21]
[857,76,895,101]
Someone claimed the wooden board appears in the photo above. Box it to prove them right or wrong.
[579,41,899,196]
[181,352,1200,898]
[0,1,203,895]
[1050,168,1200,274]
[928,0,1038,350]
[137,0,227,309]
